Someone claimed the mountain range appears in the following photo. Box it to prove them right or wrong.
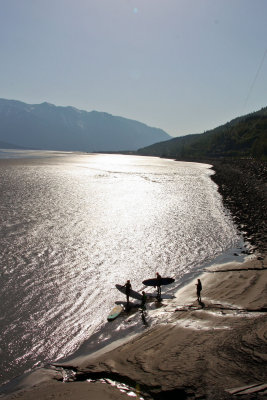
[137,107,267,160]
[1,99,266,160]
[0,99,171,152]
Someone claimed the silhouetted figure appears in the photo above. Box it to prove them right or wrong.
[156,272,162,301]
[196,279,202,302]
[140,291,147,312]
[124,280,132,309]
[141,309,148,326]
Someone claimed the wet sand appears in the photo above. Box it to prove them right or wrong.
[3,255,267,399]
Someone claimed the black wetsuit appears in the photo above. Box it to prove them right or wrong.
[125,281,131,305]
[196,280,202,301]
[156,274,162,300]
[141,292,147,311]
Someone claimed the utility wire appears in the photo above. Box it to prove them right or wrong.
[242,48,267,112]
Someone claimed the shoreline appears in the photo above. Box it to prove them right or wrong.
[210,159,267,255]
[72,255,267,399]
[1,254,266,399]
[1,155,266,399]
[0,244,246,393]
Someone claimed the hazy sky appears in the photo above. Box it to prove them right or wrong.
[1,0,266,137]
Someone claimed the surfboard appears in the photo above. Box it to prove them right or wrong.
[107,304,124,321]
[115,300,140,307]
[115,284,142,300]
[145,292,175,299]
[142,277,175,286]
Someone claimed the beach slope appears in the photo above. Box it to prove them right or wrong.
[4,256,267,399]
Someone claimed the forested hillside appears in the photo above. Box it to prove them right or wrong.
[138,107,267,160]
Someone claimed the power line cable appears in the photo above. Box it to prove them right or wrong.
[242,48,267,112]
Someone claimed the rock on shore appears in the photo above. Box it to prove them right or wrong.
[211,159,267,254]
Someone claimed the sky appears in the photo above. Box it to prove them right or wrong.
[0,0,266,137]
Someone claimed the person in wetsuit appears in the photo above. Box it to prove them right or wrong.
[156,272,162,301]
[140,291,147,312]
[124,280,132,308]
[196,279,202,302]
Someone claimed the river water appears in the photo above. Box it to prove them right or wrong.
[0,151,242,387]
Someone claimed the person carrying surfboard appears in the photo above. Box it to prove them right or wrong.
[140,291,147,312]
[156,272,162,301]
[124,280,132,309]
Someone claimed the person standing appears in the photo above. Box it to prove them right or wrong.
[156,272,162,301]
[196,279,202,302]
[140,291,147,312]
[124,280,132,309]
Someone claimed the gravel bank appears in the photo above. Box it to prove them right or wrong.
[211,159,267,254]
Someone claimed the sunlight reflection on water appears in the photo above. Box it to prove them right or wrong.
[0,153,240,385]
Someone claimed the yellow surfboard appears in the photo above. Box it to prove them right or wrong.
[107,304,124,321]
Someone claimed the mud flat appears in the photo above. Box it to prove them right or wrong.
[2,255,267,400]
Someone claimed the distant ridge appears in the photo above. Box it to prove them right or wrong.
[0,99,171,152]
[0,140,26,149]
[137,107,267,160]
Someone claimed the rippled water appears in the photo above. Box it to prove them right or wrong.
[0,152,241,386]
